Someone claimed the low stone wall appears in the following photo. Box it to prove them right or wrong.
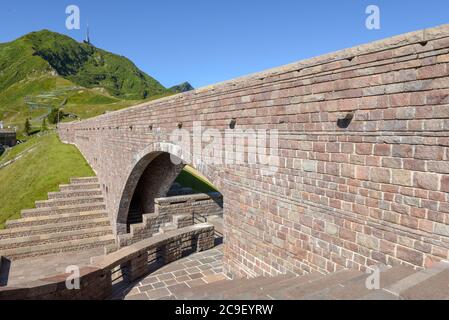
[155,192,223,218]
[118,192,223,247]
[118,212,170,247]
[0,223,215,300]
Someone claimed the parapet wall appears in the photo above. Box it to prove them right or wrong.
[60,24,449,277]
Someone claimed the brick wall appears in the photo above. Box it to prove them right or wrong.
[59,24,449,277]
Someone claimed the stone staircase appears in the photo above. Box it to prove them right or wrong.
[0,177,116,261]
[170,262,449,300]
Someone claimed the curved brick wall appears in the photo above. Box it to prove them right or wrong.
[59,24,449,277]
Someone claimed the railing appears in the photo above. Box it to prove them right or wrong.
[0,223,215,300]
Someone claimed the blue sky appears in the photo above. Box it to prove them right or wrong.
[1,1,448,88]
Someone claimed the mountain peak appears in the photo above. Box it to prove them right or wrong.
[0,29,177,132]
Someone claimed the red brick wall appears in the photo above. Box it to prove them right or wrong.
[59,24,449,277]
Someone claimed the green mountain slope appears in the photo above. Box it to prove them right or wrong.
[0,30,176,134]
[25,30,167,99]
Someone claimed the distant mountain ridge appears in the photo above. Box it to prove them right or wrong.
[170,82,194,93]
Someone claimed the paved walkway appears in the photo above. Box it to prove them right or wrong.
[0,247,104,287]
[114,245,228,300]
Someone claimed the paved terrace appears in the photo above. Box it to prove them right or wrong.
[116,245,228,300]
[0,248,104,287]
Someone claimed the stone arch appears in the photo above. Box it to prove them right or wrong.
[116,142,223,235]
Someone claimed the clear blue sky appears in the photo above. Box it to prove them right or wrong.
[1,1,448,88]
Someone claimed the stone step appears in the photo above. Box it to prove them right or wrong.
[0,217,111,240]
[363,261,449,300]
[70,177,99,184]
[177,277,262,300]
[59,183,101,192]
[158,223,177,234]
[0,234,116,261]
[0,226,113,250]
[302,266,416,300]
[47,189,103,200]
[399,263,449,300]
[268,270,363,300]
[182,272,323,300]
[173,264,449,300]
[209,274,297,300]
[6,210,108,229]
[335,266,415,300]
[35,196,105,208]
[104,243,120,255]
[21,202,106,218]
[240,272,326,300]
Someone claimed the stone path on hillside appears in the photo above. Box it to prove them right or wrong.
[114,245,228,300]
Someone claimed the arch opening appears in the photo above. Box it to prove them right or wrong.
[121,151,224,245]
[126,152,185,229]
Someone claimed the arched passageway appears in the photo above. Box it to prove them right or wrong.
[120,151,223,239]
[126,153,185,227]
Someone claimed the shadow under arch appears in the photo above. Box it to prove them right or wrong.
[116,142,223,235]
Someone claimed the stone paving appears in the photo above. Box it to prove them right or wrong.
[114,244,228,300]
[0,247,104,287]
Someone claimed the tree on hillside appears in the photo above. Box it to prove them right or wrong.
[41,118,48,131]
[24,119,32,136]
[48,108,64,124]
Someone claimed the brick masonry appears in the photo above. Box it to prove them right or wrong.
[59,24,449,278]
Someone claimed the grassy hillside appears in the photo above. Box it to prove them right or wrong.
[0,30,176,135]
[0,133,94,228]
[175,166,218,194]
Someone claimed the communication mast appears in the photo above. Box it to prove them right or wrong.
[84,23,91,44]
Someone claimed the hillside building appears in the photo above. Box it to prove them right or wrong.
[0,128,17,147]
